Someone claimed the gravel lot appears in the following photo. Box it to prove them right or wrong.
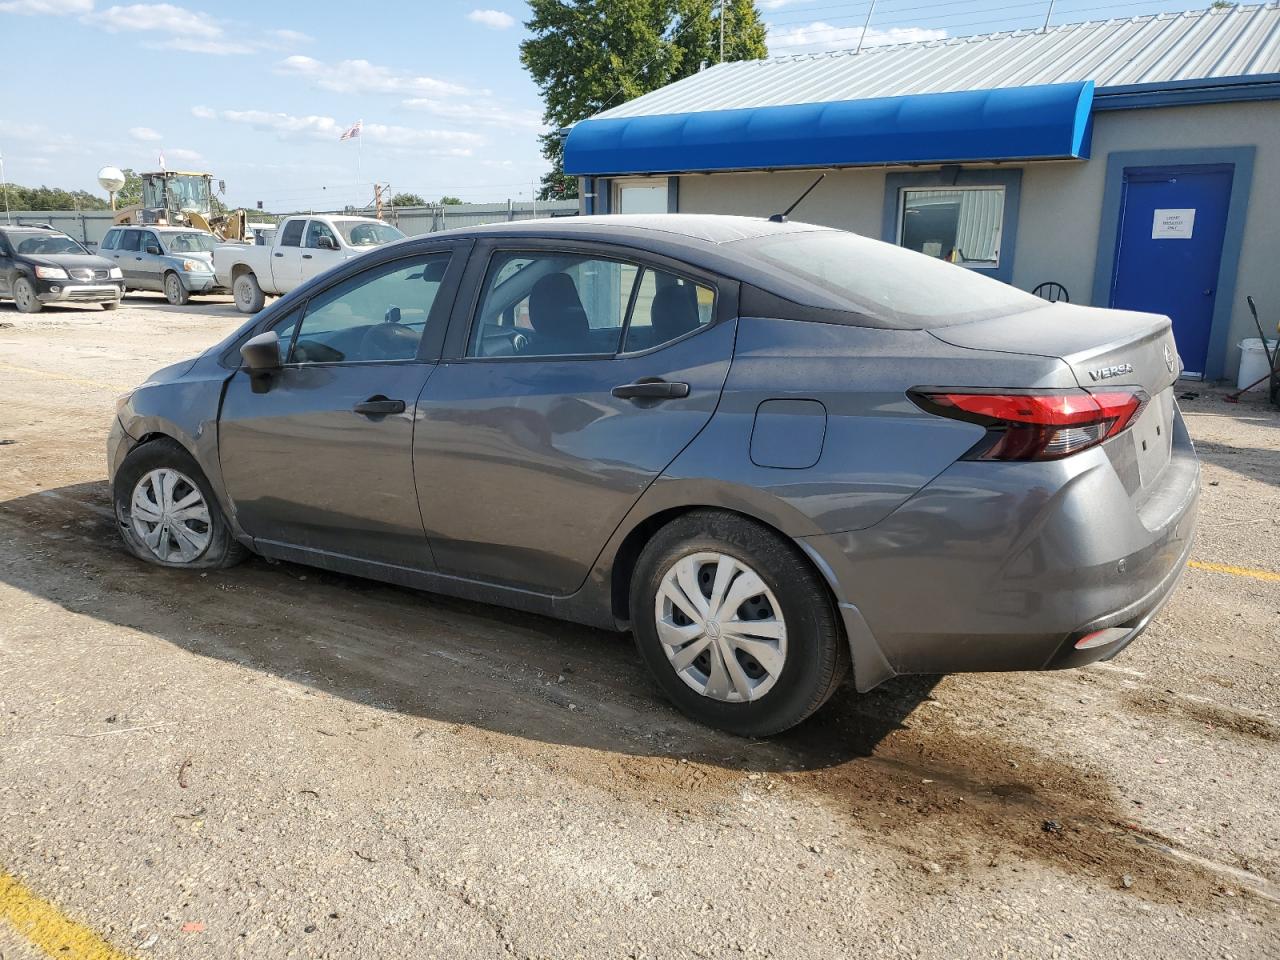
[1,293,1277,959]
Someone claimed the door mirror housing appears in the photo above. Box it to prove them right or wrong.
[240,331,282,392]
[145,243,162,255]
[316,235,337,251]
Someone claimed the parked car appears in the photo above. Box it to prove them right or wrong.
[108,215,1200,736]
[99,225,225,306]
[0,224,123,313]
[214,214,404,313]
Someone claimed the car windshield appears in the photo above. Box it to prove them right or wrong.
[6,231,87,256]
[166,232,216,253]
[334,219,404,247]
[735,230,1043,328]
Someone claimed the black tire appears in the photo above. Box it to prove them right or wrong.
[101,301,119,311]
[164,272,190,306]
[113,437,248,570]
[233,272,265,313]
[13,277,42,313]
[629,510,849,737]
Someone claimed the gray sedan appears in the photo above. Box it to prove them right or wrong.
[99,226,226,305]
[107,215,1199,735]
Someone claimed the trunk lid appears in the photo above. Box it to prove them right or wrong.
[929,302,1183,494]
[927,302,1180,398]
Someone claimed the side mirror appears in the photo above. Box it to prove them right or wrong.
[316,235,337,251]
[146,244,162,255]
[240,331,282,392]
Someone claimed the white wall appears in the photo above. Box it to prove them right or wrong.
[668,99,1279,379]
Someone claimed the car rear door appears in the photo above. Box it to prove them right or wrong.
[114,229,144,284]
[270,218,307,292]
[413,240,737,596]
[217,241,470,569]
[0,234,14,297]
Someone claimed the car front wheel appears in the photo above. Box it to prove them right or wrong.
[113,438,247,570]
[13,277,42,313]
[630,510,849,736]
[164,272,190,306]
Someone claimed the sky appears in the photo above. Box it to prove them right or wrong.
[0,0,1225,211]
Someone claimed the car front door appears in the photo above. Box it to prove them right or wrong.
[137,231,166,290]
[0,235,14,297]
[301,220,344,284]
[414,243,736,595]
[217,243,469,569]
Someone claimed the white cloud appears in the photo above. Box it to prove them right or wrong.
[276,55,470,97]
[200,107,483,155]
[129,126,163,142]
[402,97,543,131]
[0,0,90,13]
[768,22,947,54]
[267,27,312,45]
[467,8,514,29]
[85,3,223,37]
[190,105,216,119]
[165,147,204,164]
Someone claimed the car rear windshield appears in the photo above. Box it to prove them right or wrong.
[733,230,1043,328]
[5,231,87,256]
[334,220,405,247]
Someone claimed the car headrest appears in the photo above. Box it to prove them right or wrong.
[529,273,589,341]
[651,282,700,344]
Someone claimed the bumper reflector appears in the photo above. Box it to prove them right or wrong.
[1074,627,1131,650]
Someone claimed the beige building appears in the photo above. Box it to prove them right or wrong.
[565,6,1280,381]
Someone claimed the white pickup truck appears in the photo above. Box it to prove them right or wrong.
[214,214,405,313]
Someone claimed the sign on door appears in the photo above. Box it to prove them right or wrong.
[1152,208,1196,239]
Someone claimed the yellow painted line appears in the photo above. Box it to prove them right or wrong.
[1188,560,1280,584]
[0,362,130,392]
[0,872,136,960]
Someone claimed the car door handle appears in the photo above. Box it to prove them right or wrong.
[302,254,312,259]
[274,252,284,258]
[611,379,690,400]
[353,396,406,416]
[134,256,143,261]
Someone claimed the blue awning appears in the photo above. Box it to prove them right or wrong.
[564,82,1094,176]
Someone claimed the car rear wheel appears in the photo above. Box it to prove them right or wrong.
[630,510,849,736]
[233,272,265,313]
[164,272,190,306]
[113,438,247,570]
[101,301,119,311]
[13,277,42,313]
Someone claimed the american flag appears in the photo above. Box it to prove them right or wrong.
[339,120,363,142]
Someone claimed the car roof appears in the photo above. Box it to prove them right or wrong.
[448,213,831,246]
[120,225,210,233]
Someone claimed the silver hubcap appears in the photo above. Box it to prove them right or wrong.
[235,278,252,308]
[167,275,181,300]
[128,468,211,563]
[15,283,32,307]
[655,552,787,703]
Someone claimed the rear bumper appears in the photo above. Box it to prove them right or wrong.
[804,408,1200,689]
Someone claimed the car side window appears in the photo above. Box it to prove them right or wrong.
[280,219,305,248]
[305,220,338,250]
[622,269,715,353]
[100,230,118,251]
[117,230,140,252]
[288,253,452,364]
[143,232,161,253]
[467,252,639,359]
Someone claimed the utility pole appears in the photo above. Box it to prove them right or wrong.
[856,0,877,54]
[1041,0,1056,32]
[719,0,725,63]
[0,152,10,224]
[374,182,384,220]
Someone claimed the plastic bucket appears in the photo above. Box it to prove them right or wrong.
[1237,338,1279,391]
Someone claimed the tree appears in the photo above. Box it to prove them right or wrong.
[114,168,144,208]
[521,0,766,200]
[438,195,463,205]
[3,183,110,211]
[390,192,427,207]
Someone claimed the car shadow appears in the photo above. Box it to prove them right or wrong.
[0,478,1256,909]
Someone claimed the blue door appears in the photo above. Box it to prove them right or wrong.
[1110,164,1233,377]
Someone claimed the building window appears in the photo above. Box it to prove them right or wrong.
[898,186,1005,268]
[612,178,670,214]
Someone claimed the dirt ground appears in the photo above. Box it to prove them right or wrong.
[1,293,1277,960]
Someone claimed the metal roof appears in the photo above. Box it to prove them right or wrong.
[596,4,1280,119]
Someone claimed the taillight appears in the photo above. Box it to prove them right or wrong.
[910,388,1148,461]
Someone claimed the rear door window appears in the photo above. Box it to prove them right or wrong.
[280,219,305,248]
[117,230,141,252]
